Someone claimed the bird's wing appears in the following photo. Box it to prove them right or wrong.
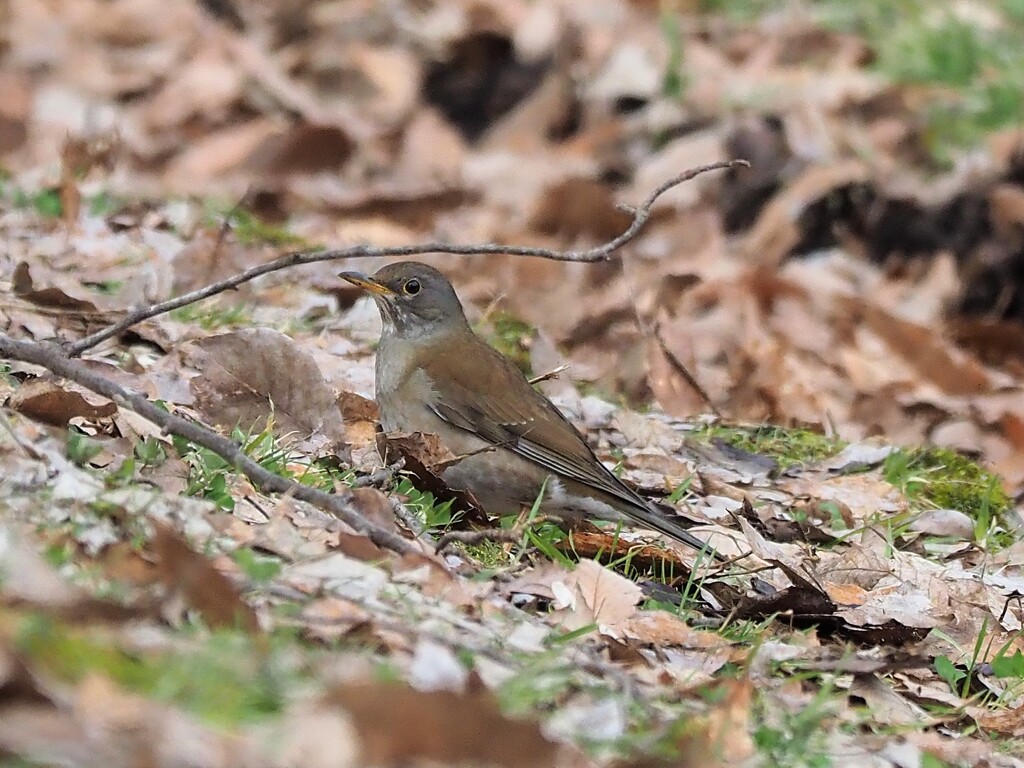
[422,341,649,510]
[422,341,721,558]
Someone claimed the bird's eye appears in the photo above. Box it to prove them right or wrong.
[403,279,421,295]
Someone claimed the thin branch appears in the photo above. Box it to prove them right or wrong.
[527,365,568,385]
[350,458,405,488]
[389,497,432,542]
[65,160,747,356]
[0,333,416,556]
[0,408,44,460]
[435,515,550,554]
[652,322,722,417]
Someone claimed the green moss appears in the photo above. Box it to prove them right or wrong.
[701,424,846,470]
[170,302,252,330]
[225,208,310,248]
[479,312,535,375]
[460,539,511,570]
[14,614,285,726]
[11,188,63,218]
[87,191,124,217]
[883,447,1010,520]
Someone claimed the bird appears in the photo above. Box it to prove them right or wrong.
[340,261,721,560]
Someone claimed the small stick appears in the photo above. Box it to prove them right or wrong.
[389,497,433,542]
[528,365,569,385]
[435,515,550,554]
[652,323,722,418]
[65,161,748,356]
[0,333,416,556]
[351,458,405,488]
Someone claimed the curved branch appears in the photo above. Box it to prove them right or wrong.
[65,160,747,356]
[0,333,417,555]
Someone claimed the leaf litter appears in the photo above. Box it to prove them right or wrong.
[1,0,1024,766]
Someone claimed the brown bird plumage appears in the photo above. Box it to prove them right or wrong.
[341,261,720,559]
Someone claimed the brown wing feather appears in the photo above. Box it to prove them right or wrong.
[423,339,723,559]
[422,340,649,510]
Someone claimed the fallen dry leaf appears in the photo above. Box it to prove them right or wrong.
[150,521,259,633]
[188,328,348,455]
[326,681,565,767]
[12,261,100,312]
[8,378,117,426]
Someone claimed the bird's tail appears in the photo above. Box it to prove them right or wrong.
[621,503,727,563]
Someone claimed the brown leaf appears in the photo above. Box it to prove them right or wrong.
[742,161,869,266]
[345,487,400,535]
[58,134,115,228]
[848,300,991,395]
[949,318,1024,372]
[620,611,728,649]
[12,262,99,312]
[677,678,756,765]
[988,183,1024,239]
[336,390,379,449]
[336,391,379,423]
[299,597,371,643]
[8,379,117,426]
[247,124,354,176]
[170,228,264,295]
[150,522,259,633]
[530,177,632,241]
[556,530,694,575]
[333,532,387,563]
[376,430,485,517]
[0,71,30,153]
[398,107,467,182]
[188,328,348,455]
[165,118,281,186]
[378,430,459,469]
[326,682,563,767]
[975,704,1024,738]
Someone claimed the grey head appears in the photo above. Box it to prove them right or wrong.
[339,261,469,340]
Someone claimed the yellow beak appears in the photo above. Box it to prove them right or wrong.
[338,271,395,296]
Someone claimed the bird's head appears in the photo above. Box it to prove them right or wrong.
[339,261,469,339]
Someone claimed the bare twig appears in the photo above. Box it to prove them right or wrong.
[430,441,506,472]
[389,497,433,542]
[652,322,722,417]
[527,365,568,385]
[0,334,416,555]
[65,160,746,356]
[435,515,550,554]
[0,408,44,460]
[351,458,405,488]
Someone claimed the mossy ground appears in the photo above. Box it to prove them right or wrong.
[884,447,1011,521]
[700,424,846,469]
[700,425,1012,539]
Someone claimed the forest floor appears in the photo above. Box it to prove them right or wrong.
[2,1,1024,766]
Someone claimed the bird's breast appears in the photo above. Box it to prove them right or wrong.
[374,341,439,434]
